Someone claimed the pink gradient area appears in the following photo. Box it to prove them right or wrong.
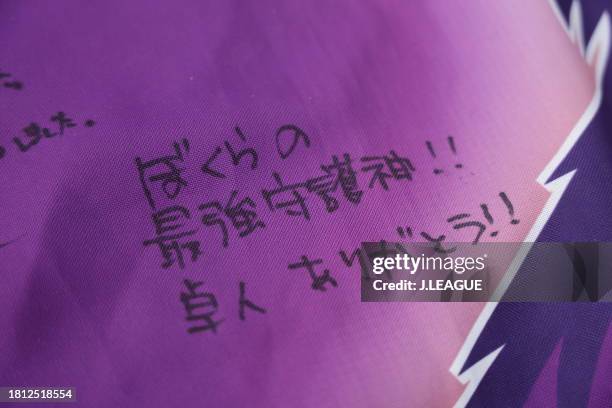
[589,325,612,407]
[523,324,612,408]
[524,340,562,408]
[0,1,600,407]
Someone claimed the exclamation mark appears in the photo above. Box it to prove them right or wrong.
[499,192,520,225]
[480,204,498,237]
[426,141,443,175]
[448,136,463,169]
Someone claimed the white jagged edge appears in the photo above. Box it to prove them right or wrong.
[449,2,611,407]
